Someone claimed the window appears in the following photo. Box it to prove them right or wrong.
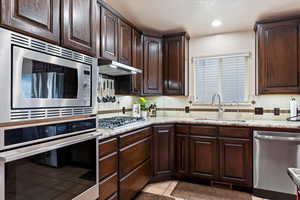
[193,53,249,104]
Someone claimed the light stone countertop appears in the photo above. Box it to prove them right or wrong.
[96,117,300,140]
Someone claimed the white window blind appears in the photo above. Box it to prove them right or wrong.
[193,54,249,104]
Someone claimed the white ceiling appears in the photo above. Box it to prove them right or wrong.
[105,0,300,38]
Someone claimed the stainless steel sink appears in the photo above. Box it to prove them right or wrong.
[193,119,246,123]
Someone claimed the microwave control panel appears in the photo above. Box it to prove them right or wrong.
[82,66,92,102]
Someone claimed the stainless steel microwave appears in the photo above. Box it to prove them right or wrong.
[0,28,98,123]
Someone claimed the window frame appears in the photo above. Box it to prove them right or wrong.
[191,52,251,106]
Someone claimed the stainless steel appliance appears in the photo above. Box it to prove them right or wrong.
[0,119,99,200]
[0,117,96,151]
[0,28,97,123]
[98,57,142,95]
[98,58,142,76]
[98,116,144,129]
[254,130,300,198]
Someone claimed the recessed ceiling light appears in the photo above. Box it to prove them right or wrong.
[211,19,222,27]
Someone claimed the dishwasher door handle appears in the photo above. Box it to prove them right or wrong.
[254,134,300,142]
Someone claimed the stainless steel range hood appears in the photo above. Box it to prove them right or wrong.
[98,58,142,76]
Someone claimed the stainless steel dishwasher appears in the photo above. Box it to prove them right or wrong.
[254,130,300,197]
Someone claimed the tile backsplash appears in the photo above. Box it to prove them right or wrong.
[97,94,297,121]
[97,95,138,118]
[145,95,295,121]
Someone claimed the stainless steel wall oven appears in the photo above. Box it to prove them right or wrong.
[0,118,99,200]
[0,28,98,123]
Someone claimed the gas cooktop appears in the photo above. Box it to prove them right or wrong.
[98,116,145,129]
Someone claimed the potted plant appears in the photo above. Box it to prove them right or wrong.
[139,97,149,118]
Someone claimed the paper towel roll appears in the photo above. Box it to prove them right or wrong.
[290,98,298,120]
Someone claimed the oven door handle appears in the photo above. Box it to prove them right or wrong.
[0,132,101,163]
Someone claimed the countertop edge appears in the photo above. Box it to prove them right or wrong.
[96,118,300,140]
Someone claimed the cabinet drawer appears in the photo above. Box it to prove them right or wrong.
[176,125,189,135]
[120,127,152,148]
[99,152,118,181]
[120,137,151,177]
[120,160,152,200]
[190,126,217,137]
[99,138,118,157]
[99,173,118,200]
[219,127,251,139]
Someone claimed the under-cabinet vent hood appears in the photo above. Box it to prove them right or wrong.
[98,58,142,76]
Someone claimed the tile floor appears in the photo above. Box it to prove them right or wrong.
[141,181,267,200]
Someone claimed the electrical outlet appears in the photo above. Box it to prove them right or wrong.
[274,108,280,116]
[255,107,263,115]
[185,106,190,113]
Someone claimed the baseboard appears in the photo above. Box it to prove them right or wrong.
[253,188,296,200]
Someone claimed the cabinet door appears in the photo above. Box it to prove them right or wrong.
[257,20,300,94]
[118,19,132,65]
[0,0,60,44]
[219,139,252,186]
[61,0,96,56]
[164,35,186,95]
[101,7,118,61]
[132,30,143,94]
[153,125,174,177]
[143,36,163,95]
[189,136,218,179]
[175,134,188,175]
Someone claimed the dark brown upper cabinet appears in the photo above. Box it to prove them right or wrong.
[0,0,60,44]
[101,7,118,61]
[257,19,300,94]
[118,19,132,65]
[143,35,163,95]
[132,29,143,94]
[61,0,97,56]
[163,33,189,96]
[153,125,174,178]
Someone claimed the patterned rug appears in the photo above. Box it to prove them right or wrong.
[171,182,252,200]
[135,192,175,200]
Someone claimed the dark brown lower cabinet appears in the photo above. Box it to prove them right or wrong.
[120,160,152,200]
[97,125,253,200]
[175,134,188,176]
[119,137,151,177]
[153,125,175,178]
[99,152,118,180]
[219,138,252,186]
[99,173,118,200]
[189,136,218,179]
